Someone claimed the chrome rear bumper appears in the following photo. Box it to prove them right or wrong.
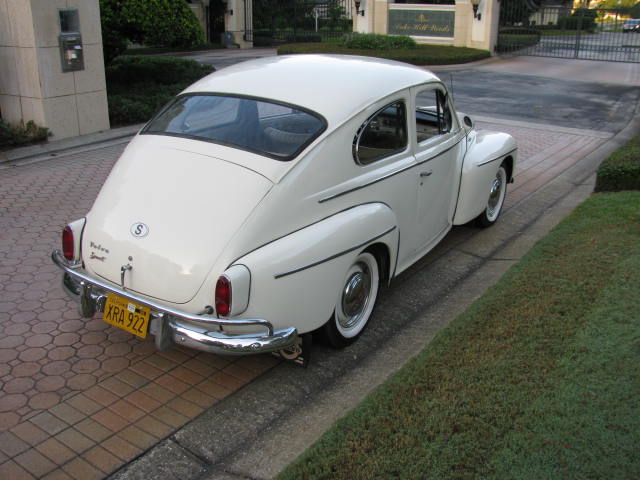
[51,250,298,355]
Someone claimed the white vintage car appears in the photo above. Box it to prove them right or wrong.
[52,55,516,362]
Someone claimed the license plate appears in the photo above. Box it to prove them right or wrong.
[103,294,150,339]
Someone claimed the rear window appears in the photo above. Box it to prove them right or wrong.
[142,94,326,161]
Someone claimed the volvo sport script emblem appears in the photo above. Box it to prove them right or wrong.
[130,222,149,238]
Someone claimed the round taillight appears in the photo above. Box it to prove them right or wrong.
[215,276,231,317]
[62,226,74,261]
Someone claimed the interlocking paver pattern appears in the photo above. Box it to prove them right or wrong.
[0,119,608,478]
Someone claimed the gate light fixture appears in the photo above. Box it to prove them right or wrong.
[354,0,365,16]
[471,0,481,20]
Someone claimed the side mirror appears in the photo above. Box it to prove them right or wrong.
[463,115,474,128]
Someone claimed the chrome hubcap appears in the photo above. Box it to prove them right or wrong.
[339,266,371,329]
[487,172,504,218]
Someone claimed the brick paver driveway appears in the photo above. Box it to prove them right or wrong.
[0,118,612,478]
[0,143,279,479]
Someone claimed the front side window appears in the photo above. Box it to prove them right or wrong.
[353,101,407,165]
[143,94,326,161]
[415,89,452,143]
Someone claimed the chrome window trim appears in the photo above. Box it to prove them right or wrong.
[353,100,408,166]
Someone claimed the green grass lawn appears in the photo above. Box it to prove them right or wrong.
[277,191,640,479]
[277,43,490,65]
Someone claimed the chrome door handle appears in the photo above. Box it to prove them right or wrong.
[420,171,433,177]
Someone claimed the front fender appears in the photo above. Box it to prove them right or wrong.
[453,130,517,225]
[233,203,399,334]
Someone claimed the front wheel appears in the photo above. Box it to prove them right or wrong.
[476,162,508,228]
[323,251,380,349]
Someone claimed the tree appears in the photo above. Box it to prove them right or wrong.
[100,0,205,64]
[500,0,542,26]
[596,0,637,9]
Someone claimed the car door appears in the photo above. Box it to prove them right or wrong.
[411,85,466,252]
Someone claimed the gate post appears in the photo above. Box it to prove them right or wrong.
[457,0,500,53]
[224,0,253,48]
[0,0,109,139]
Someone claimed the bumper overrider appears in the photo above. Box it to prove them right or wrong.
[51,250,298,355]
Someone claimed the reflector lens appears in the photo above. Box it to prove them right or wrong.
[62,226,74,261]
[215,276,231,317]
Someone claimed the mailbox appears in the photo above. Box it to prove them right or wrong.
[59,9,84,72]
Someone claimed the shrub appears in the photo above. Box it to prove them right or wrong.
[497,28,541,52]
[106,56,214,126]
[284,33,323,43]
[595,135,640,192]
[106,55,213,87]
[340,33,417,50]
[557,9,597,32]
[0,119,50,149]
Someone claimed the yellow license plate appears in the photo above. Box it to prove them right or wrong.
[103,294,150,339]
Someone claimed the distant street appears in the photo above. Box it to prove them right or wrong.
[526,31,640,63]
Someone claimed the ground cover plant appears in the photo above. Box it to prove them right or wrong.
[277,41,490,65]
[0,118,49,150]
[595,134,640,192]
[340,33,417,50]
[106,55,214,126]
[277,191,640,479]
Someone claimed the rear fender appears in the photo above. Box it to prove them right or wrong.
[453,131,517,225]
[233,203,398,334]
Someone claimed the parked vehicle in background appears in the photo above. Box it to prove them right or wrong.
[52,55,517,363]
[622,19,640,33]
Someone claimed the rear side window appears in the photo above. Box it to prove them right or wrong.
[353,101,407,165]
[142,94,326,161]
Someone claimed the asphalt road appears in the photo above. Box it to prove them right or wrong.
[433,67,639,133]
[184,48,640,133]
[107,55,640,480]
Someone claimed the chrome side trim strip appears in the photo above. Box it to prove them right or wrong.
[319,165,416,203]
[477,148,517,167]
[274,226,397,279]
[319,140,462,204]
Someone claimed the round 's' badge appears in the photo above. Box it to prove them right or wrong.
[130,222,149,238]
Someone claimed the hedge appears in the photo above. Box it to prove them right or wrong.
[106,56,214,126]
[277,43,490,65]
[595,134,640,192]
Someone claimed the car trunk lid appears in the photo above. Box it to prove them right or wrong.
[82,136,273,304]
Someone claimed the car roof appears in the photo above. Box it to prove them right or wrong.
[183,54,440,126]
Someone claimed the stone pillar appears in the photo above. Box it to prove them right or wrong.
[0,0,109,140]
[354,0,388,35]
[457,0,500,52]
[224,0,252,48]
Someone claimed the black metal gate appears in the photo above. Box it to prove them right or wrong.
[250,0,353,46]
[498,2,640,63]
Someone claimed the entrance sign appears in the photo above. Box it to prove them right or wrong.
[389,9,455,38]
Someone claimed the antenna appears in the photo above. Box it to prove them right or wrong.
[449,73,455,102]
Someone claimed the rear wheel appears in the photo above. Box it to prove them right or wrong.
[476,162,507,228]
[323,251,380,349]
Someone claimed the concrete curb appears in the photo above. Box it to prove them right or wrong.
[0,124,142,165]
